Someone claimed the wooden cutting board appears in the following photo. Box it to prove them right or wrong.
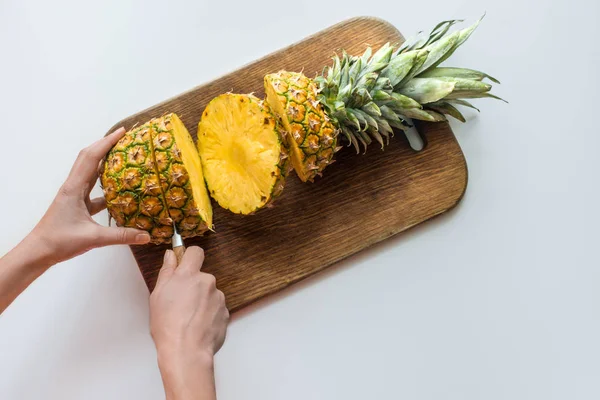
[107,17,468,313]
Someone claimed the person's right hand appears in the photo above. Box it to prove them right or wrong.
[149,246,229,399]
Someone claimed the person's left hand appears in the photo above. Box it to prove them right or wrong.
[30,127,151,265]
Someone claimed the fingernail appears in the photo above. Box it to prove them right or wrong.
[164,250,175,263]
[113,127,126,135]
[135,233,151,244]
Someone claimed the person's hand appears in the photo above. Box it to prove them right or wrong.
[150,247,228,400]
[150,247,229,358]
[31,127,151,265]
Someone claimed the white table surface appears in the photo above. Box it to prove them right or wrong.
[1,1,599,399]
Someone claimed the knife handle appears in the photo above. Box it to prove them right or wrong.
[173,245,186,265]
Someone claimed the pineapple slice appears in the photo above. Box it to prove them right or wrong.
[264,71,340,182]
[101,113,212,244]
[150,114,213,235]
[197,94,290,215]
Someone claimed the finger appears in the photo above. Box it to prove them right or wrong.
[155,250,177,287]
[66,127,127,190]
[94,226,151,247]
[88,197,106,215]
[177,246,205,274]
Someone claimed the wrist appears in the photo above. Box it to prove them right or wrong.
[157,346,216,400]
[157,345,214,395]
[157,344,215,373]
[24,229,59,270]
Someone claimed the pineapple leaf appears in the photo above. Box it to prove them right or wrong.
[388,119,410,131]
[349,57,362,80]
[333,100,345,111]
[427,102,467,122]
[481,92,508,103]
[362,101,382,117]
[419,16,484,74]
[371,43,394,65]
[395,107,447,122]
[356,72,378,92]
[414,31,459,75]
[380,105,403,124]
[372,89,394,102]
[380,50,419,87]
[350,87,371,107]
[345,109,361,130]
[373,76,392,91]
[361,47,372,66]
[396,49,429,87]
[433,76,491,93]
[353,109,378,130]
[358,128,372,145]
[348,108,368,130]
[341,126,360,154]
[441,78,498,100]
[367,125,386,148]
[390,92,422,109]
[399,32,425,53]
[375,117,393,137]
[398,78,456,104]
[448,99,480,112]
[338,83,353,102]
[422,19,463,47]
[418,67,500,84]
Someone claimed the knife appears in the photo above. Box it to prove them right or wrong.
[172,223,186,265]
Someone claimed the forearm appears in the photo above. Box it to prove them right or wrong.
[0,232,54,313]
[157,349,216,400]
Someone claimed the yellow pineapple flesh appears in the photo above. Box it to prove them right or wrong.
[197,93,290,215]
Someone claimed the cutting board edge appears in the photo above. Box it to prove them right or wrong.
[227,155,469,313]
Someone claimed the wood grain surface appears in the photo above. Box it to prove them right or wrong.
[107,17,468,313]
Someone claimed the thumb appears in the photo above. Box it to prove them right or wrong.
[95,226,151,246]
[156,250,177,287]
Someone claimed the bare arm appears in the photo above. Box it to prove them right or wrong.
[0,128,229,398]
[150,248,229,400]
[0,128,151,313]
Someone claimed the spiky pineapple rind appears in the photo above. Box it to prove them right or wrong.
[148,114,211,238]
[264,71,341,182]
[101,123,174,244]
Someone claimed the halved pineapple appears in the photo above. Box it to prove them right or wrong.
[101,113,212,244]
[197,93,290,215]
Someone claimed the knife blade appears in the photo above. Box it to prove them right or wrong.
[172,223,185,265]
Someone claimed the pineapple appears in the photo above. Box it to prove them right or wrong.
[195,18,502,213]
[265,18,503,180]
[104,18,502,219]
[101,113,212,244]
[150,114,213,237]
[197,93,291,214]
[264,72,341,182]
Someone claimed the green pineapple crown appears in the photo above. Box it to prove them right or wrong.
[315,16,505,153]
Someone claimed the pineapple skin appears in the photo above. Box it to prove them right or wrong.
[101,123,174,244]
[101,114,211,244]
[150,115,210,238]
[264,72,340,183]
[197,93,291,215]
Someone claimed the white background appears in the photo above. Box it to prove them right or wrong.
[1,0,599,399]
